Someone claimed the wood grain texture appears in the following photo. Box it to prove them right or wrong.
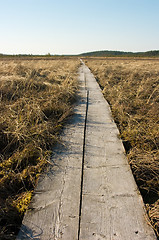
[79,65,156,240]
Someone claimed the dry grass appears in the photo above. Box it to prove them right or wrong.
[84,58,159,237]
[0,58,80,239]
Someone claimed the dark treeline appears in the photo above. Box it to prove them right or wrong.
[0,54,75,60]
[79,50,159,57]
[0,54,57,57]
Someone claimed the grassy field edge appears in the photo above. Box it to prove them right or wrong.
[0,58,80,239]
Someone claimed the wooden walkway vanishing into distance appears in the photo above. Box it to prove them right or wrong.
[17,62,156,240]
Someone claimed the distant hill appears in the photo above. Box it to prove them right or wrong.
[79,50,159,57]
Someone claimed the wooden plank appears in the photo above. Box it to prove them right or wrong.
[17,68,86,240]
[79,64,156,239]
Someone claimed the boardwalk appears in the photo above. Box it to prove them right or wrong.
[17,62,156,239]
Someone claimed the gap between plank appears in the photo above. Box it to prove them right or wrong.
[78,88,89,240]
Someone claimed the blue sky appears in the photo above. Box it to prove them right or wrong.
[0,0,159,55]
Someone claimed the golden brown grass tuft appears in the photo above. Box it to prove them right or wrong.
[0,58,80,239]
[84,58,159,237]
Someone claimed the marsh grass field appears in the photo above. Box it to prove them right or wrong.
[0,57,80,239]
[0,56,159,239]
[84,58,159,237]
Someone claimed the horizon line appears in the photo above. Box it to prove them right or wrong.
[0,49,159,56]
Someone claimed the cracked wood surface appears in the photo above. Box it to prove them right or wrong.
[17,63,156,240]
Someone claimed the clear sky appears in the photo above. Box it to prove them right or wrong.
[0,0,159,55]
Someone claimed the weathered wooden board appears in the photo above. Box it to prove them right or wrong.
[17,67,86,240]
[79,65,156,240]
